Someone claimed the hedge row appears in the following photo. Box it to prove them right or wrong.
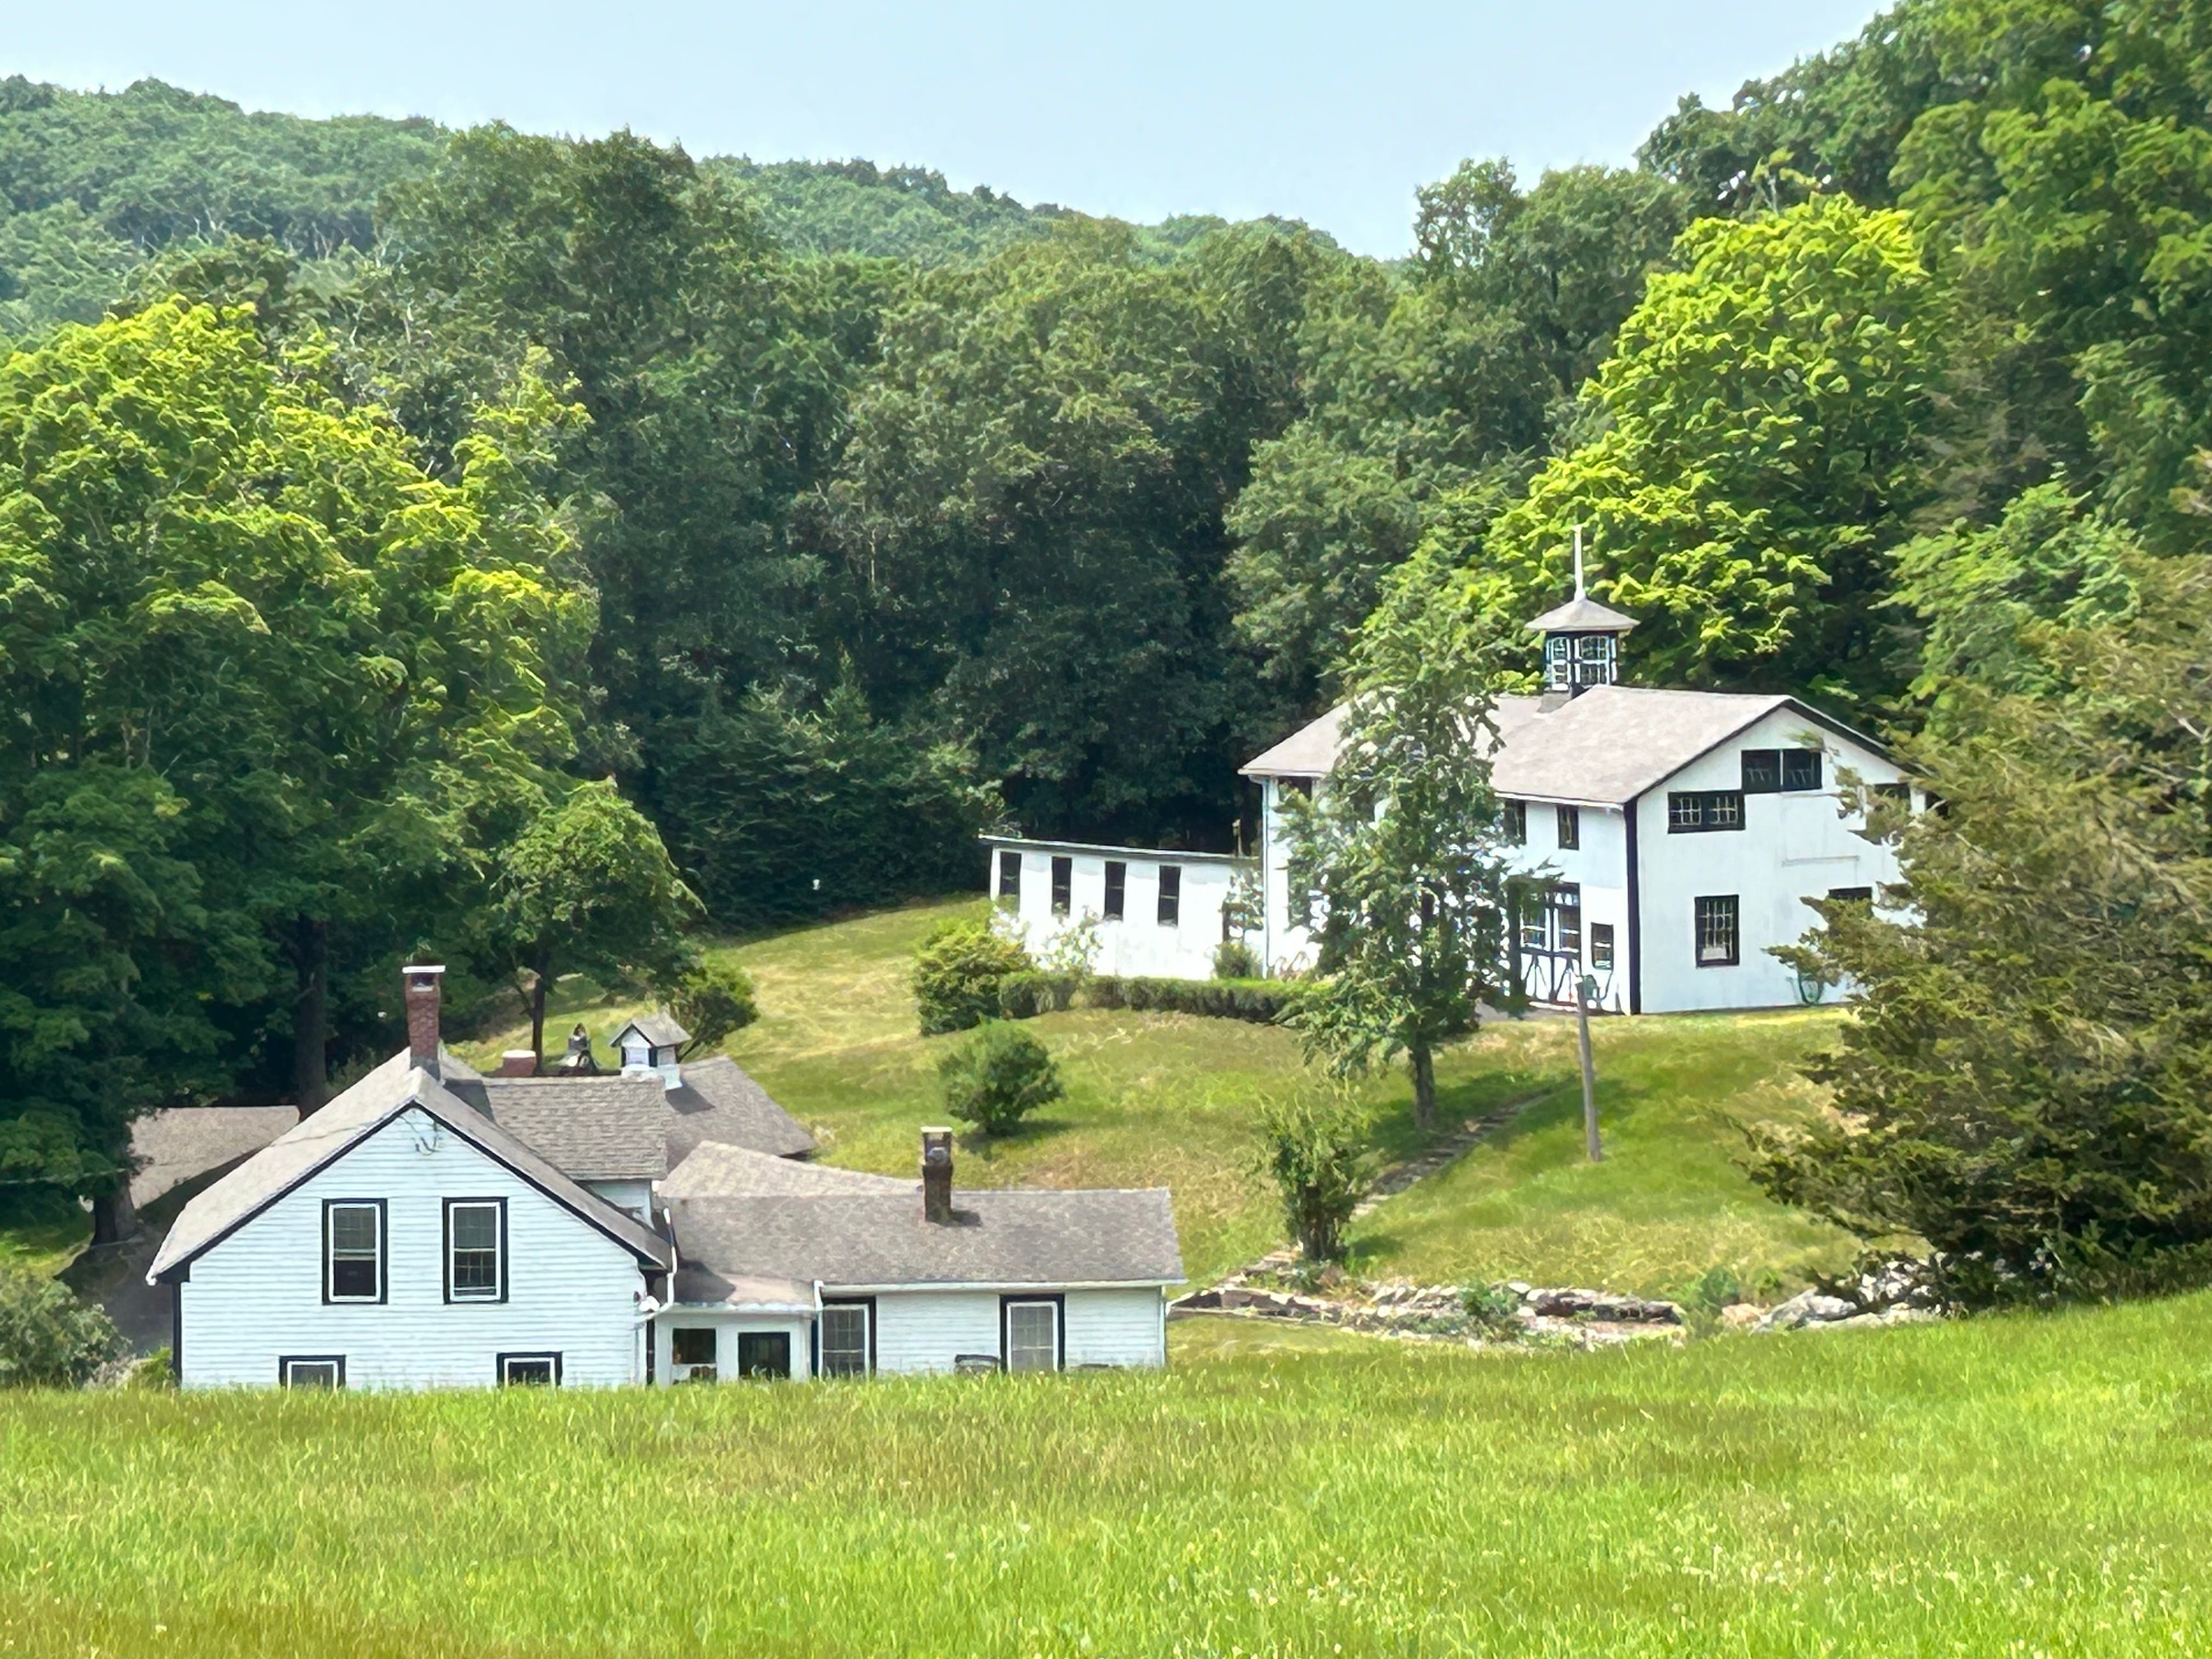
[996,972,1295,1024]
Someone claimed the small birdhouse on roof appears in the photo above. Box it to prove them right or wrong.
[612,1011,691,1090]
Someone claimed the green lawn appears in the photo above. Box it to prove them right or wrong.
[5,1295,2212,1655]
[0,1187,90,1277]
[461,898,1858,1296]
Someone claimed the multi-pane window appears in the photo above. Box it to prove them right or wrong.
[445,1199,504,1301]
[324,1201,382,1303]
[1157,865,1181,927]
[1589,922,1615,970]
[1556,805,1580,850]
[1049,855,1073,916]
[1668,791,1744,833]
[1551,884,1582,955]
[1694,895,1740,967]
[1502,800,1526,844]
[1103,861,1126,922]
[1005,1300,1060,1373]
[1742,748,1824,793]
[996,850,1021,900]
[820,1302,872,1376]
[280,1356,344,1389]
[671,1327,717,1382]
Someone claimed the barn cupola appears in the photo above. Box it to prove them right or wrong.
[613,1011,691,1091]
[1525,526,1636,702]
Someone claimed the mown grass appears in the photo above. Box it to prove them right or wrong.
[460,899,1858,1296]
[0,1187,89,1277]
[5,1296,2212,1655]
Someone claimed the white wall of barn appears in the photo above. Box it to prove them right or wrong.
[984,841,1243,980]
[174,1107,648,1390]
[1633,711,1907,1015]
[1499,802,1632,1014]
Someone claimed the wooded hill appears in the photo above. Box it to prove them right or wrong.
[4,0,2211,1283]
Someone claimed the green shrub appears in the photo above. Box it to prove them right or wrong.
[1683,1265,1743,1314]
[1212,939,1260,979]
[0,1266,123,1389]
[913,920,1032,1035]
[937,1022,1063,1135]
[1251,1093,1376,1265]
[995,972,1293,1024]
[1460,1283,1523,1333]
[668,958,759,1049]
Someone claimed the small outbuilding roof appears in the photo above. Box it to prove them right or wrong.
[148,1053,672,1283]
[666,1187,1183,1295]
[615,1011,691,1050]
[1523,594,1639,634]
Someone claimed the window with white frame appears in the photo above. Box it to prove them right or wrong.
[280,1356,344,1388]
[1003,1299,1060,1373]
[499,1352,560,1386]
[996,849,1020,901]
[445,1199,505,1302]
[1695,895,1740,967]
[324,1200,383,1303]
[670,1327,717,1382]
[820,1301,872,1376]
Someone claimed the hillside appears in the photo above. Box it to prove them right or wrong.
[4,1293,2210,1654]
[463,899,1859,1296]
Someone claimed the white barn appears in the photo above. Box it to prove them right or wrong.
[150,968,1182,1389]
[991,589,1914,1014]
[980,836,1251,980]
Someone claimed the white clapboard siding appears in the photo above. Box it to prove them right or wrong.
[652,1313,814,1381]
[178,1107,647,1389]
[584,1178,654,1221]
[870,1290,1002,1374]
[1064,1288,1165,1368]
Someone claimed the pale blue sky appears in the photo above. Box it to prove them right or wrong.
[1,1,1884,256]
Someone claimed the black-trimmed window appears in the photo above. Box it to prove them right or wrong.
[1050,855,1073,916]
[1827,886,1874,907]
[1668,791,1744,833]
[1278,777,1313,803]
[498,1352,561,1386]
[1555,805,1580,850]
[737,1332,791,1379]
[1156,865,1181,927]
[1551,883,1582,955]
[1103,861,1126,922]
[1001,1294,1063,1373]
[1589,922,1615,970]
[324,1200,385,1304]
[1695,895,1740,967]
[671,1327,717,1382]
[996,849,1020,900]
[820,1298,874,1377]
[1871,781,1910,805]
[280,1355,345,1389]
[1502,800,1526,844]
[1741,749,1781,793]
[1782,748,1822,792]
[444,1198,506,1302]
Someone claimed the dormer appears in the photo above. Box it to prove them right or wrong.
[1525,528,1635,700]
[612,1011,691,1091]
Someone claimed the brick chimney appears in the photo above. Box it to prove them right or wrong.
[921,1127,954,1224]
[498,1050,538,1078]
[403,964,445,1075]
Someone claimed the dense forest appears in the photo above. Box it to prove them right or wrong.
[4,0,2210,1245]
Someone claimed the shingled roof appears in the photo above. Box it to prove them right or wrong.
[665,1056,817,1161]
[665,1187,1182,1299]
[662,1140,912,1200]
[148,1053,672,1283]
[449,1075,670,1182]
[1243,687,1882,806]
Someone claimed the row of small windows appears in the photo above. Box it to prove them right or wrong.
[1502,802,1579,849]
[321,1198,506,1306]
[280,1352,558,1389]
[998,850,1181,927]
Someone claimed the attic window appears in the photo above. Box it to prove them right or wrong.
[324,1200,384,1304]
[1782,749,1822,791]
[1743,748,1822,793]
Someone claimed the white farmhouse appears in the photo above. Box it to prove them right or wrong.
[149,967,1182,1389]
[990,588,1914,1014]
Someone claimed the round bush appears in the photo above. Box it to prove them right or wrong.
[668,957,759,1049]
[938,1022,1063,1135]
[912,919,1032,1035]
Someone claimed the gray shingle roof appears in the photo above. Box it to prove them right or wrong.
[1243,686,1880,805]
[666,1056,816,1161]
[662,1140,913,1199]
[455,1075,670,1181]
[665,1187,1183,1296]
[148,1052,672,1282]
[1525,594,1639,634]
[616,1011,691,1049]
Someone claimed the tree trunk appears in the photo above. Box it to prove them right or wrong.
[291,916,330,1116]
[91,1182,139,1246]
[1410,1041,1436,1133]
[528,942,554,1063]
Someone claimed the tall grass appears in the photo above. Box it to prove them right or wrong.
[4,1299,2211,1655]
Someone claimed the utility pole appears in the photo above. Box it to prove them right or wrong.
[1576,972,1602,1161]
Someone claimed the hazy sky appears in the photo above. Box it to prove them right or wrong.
[1,1,1883,256]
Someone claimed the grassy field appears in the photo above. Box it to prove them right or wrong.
[465,898,1856,1297]
[4,1295,2211,1655]
[0,1187,89,1277]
